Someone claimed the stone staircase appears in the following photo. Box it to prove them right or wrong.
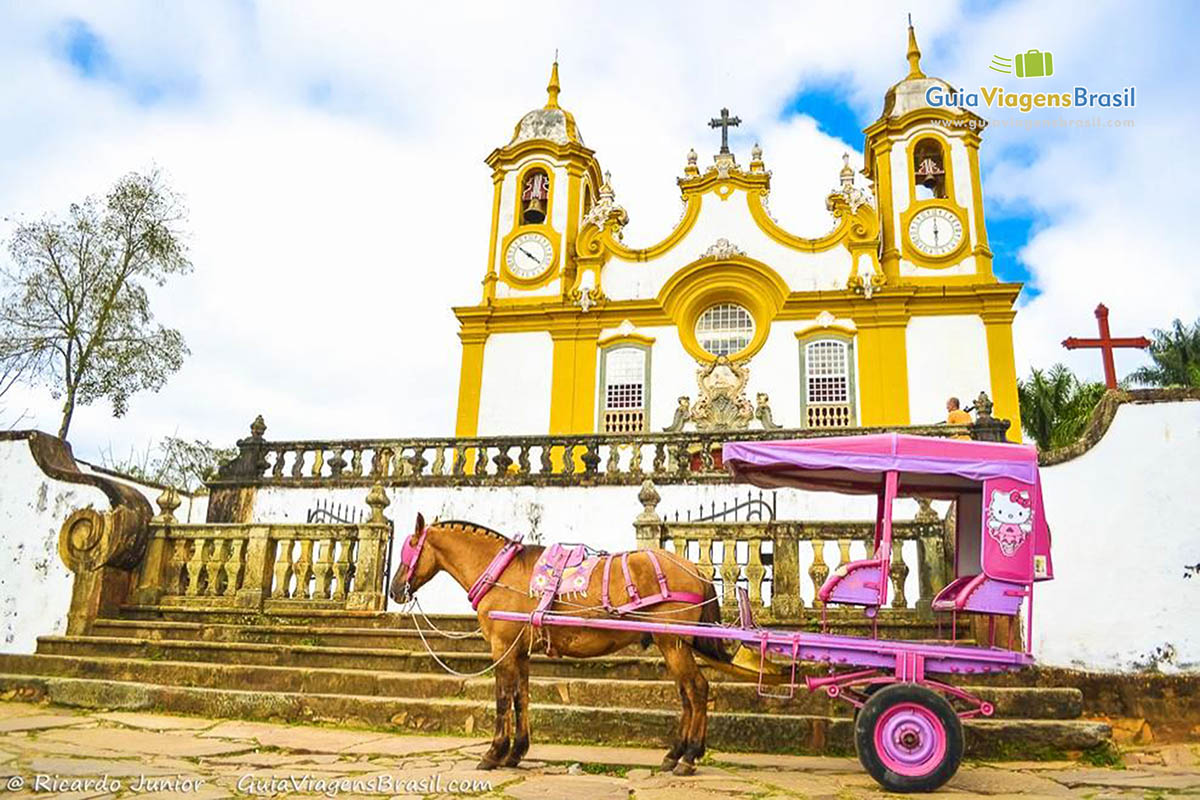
[0,606,1112,759]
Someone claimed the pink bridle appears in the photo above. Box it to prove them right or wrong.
[395,517,524,608]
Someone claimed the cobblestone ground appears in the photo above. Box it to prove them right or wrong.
[0,701,1196,799]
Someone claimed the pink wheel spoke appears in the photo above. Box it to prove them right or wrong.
[873,702,947,777]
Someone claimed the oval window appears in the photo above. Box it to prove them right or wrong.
[695,303,754,357]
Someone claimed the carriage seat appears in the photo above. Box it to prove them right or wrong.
[817,556,886,609]
[931,573,1028,616]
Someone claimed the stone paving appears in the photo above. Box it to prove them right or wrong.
[0,701,1195,799]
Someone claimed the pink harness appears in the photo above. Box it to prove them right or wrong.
[527,547,705,627]
[397,520,524,610]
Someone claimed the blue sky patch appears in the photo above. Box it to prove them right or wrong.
[985,206,1039,291]
[781,84,865,148]
[52,18,196,107]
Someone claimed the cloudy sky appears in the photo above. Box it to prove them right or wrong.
[0,0,1195,460]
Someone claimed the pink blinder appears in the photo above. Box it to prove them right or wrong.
[398,523,431,591]
[873,702,947,777]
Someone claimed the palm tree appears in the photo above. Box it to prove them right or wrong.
[1130,318,1200,387]
[1018,365,1107,450]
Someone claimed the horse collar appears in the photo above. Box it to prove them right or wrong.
[467,536,525,610]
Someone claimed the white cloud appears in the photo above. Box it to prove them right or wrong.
[0,0,1196,456]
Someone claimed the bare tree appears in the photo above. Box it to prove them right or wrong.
[99,435,236,493]
[0,170,192,439]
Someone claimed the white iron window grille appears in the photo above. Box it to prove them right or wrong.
[804,339,854,428]
[695,303,754,357]
[603,347,647,433]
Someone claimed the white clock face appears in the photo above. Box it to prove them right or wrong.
[908,207,964,257]
[505,233,554,279]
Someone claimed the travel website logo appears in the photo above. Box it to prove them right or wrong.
[990,50,1054,78]
[925,48,1135,114]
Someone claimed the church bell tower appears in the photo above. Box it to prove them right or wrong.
[863,22,993,283]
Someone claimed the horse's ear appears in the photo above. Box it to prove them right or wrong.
[415,513,425,534]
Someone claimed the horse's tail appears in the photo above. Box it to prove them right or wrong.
[690,582,731,664]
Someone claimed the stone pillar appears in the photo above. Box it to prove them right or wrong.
[633,479,662,550]
[236,526,273,609]
[347,485,392,611]
[968,391,1012,442]
[770,524,801,623]
[131,488,181,606]
[207,415,269,523]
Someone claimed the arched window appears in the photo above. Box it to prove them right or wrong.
[695,303,754,357]
[800,336,856,428]
[521,169,550,225]
[913,139,947,200]
[599,345,650,433]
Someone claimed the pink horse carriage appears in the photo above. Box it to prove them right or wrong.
[488,434,1055,791]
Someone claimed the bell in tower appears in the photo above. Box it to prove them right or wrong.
[521,170,550,225]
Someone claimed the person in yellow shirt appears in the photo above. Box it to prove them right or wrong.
[946,396,972,439]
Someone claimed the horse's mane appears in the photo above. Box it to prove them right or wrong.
[433,518,512,543]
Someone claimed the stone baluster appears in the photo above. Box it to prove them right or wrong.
[409,447,429,478]
[223,539,244,597]
[629,442,644,475]
[313,536,335,599]
[350,448,363,477]
[719,534,739,608]
[272,449,286,478]
[293,541,315,600]
[604,443,620,476]
[492,446,513,477]
[203,538,226,596]
[745,539,766,607]
[311,450,325,479]
[167,538,189,595]
[889,542,910,608]
[836,538,853,571]
[516,444,531,476]
[271,537,295,598]
[652,443,666,475]
[582,440,601,475]
[809,540,829,607]
[696,535,715,583]
[185,538,208,596]
[539,444,553,475]
[291,449,306,478]
[333,539,353,600]
[327,449,347,478]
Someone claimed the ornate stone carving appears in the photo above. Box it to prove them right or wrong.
[700,238,745,260]
[568,287,604,313]
[581,171,627,238]
[662,358,783,432]
[754,393,782,430]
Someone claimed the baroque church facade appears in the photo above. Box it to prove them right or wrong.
[453,25,1022,441]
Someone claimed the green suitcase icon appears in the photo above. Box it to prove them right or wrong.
[1015,49,1053,78]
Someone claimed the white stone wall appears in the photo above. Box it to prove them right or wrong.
[476,332,554,435]
[904,315,992,425]
[1034,399,1200,671]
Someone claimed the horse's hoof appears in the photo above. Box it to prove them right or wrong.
[502,754,523,768]
[672,760,697,776]
[660,756,678,772]
[476,758,499,771]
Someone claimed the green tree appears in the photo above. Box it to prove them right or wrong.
[0,170,191,439]
[1018,364,1107,450]
[99,436,235,493]
[1130,317,1200,388]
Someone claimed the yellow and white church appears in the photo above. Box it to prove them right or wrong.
[453,25,1022,441]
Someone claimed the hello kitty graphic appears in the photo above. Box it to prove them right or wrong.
[987,489,1033,557]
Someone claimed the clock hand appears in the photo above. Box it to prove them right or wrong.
[932,220,940,244]
[519,246,538,262]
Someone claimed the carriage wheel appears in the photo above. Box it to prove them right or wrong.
[854,683,963,793]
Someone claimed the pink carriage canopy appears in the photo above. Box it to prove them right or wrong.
[722,433,1039,495]
[723,433,1053,583]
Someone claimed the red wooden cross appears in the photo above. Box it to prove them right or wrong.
[1061,303,1151,389]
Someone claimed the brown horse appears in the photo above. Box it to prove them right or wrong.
[389,514,733,775]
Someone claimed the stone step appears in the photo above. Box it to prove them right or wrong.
[118,605,946,639]
[0,671,1112,760]
[90,618,497,653]
[0,653,1083,720]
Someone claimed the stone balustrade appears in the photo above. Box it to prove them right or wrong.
[59,483,395,633]
[209,414,1004,491]
[633,481,952,625]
